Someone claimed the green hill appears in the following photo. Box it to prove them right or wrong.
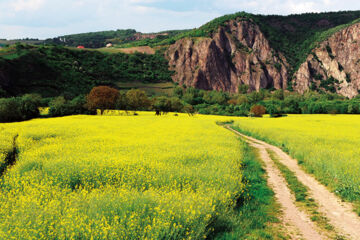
[0,45,173,98]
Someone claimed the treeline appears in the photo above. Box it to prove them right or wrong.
[50,86,194,117]
[1,84,360,123]
[0,94,43,122]
[44,29,137,48]
[172,85,360,116]
[0,45,173,98]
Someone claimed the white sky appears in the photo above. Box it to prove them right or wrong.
[0,0,359,39]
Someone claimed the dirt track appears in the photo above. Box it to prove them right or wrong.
[226,126,360,240]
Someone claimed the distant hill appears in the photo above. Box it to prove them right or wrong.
[0,45,173,98]
[44,29,190,49]
[2,10,360,98]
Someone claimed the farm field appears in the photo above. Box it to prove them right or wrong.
[0,113,247,239]
[116,82,175,95]
[233,115,360,213]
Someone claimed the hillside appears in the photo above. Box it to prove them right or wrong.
[2,11,360,98]
[164,11,360,97]
[0,45,172,98]
[44,29,189,49]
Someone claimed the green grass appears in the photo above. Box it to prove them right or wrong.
[215,142,289,240]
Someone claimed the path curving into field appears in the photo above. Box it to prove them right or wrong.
[226,126,360,240]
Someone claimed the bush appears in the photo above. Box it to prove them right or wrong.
[49,95,95,117]
[249,105,266,117]
[0,94,41,122]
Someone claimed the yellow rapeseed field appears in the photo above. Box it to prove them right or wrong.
[0,113,244,239]
[234,114,360,210]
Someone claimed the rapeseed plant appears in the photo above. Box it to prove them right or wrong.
[0,113,244,239]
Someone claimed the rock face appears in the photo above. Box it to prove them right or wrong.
[166,20,288,93]
[293,23,360,98]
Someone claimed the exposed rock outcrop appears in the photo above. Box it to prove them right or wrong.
[166,20,288,93]
[293,23,360,98]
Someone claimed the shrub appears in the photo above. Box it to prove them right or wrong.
[49,95,95,117]
[249,105,266,117]
[0,98,22,122]
[0,95,41,123]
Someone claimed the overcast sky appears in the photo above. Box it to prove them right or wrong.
[1,0,360,39]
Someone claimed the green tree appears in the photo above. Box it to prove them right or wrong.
[238,84,249,94]
[126,89,150,112]
[152,96,172,115]
[173,86,184,98]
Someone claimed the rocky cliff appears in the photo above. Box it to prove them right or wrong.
[293,23,360,98]
[166,19,288,93]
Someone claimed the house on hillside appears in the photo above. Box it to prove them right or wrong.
[106,43,113,48]
[77,45,85,49]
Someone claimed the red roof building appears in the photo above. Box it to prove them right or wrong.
[77,46,85,49]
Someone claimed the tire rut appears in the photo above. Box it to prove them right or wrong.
[227,126,360,240]
[0,134,19,177]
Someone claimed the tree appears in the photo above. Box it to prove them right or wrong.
[87,86,119,115]
[236,95,248,105]
[249,105,266,117]
[169,97,184,112]
[0,95,41,123]
[152,96,171,115]
[183,105,196,116]
[0,98,22,122]
[173,86,184,98]
[247,91,264,104]
[271,89,285,100]
[126,89,150,113]
[115,92,128,111]
[266,101,283,117]
[20,94,41,119]
[238,84,249,94]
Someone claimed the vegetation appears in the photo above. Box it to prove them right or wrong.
[233,115,360,215]
[0,44,173,98]
[44,29,137,48]
[44,29,190,49]
[112,11,360,76]
[250,105,266,117]
[216,145,288,239]
[0,94,41,123]
[48,95,94,117]
[0,113,248,239]
[86,86,120,114]
[266,149,342,238]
